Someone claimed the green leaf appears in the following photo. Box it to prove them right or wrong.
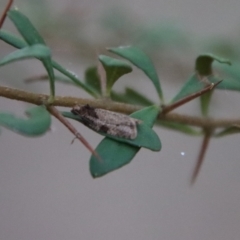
[108,46,163,101]
[42,58,55,98]
[51,61,99,97]
[0,44,51,66]
[91,141,139,178]
[84,66,101,94]
[89,105,160,178]
[62,111,161,151]
[172,54,230,106]
[111,87,154,106]
[0,30,27,48]
[215,125,240,138]
[7,10,55,97]
[7,9,46,45]
[0,106,51,136]
[200,91,213,116]
[171,74,220,103]
[0,31,98,97]
[216,77,240,91]
[195,53,231,76]
[157,120,201,136]
[171,74,206,102]
[98,55,132,96]
[214,62,240,91]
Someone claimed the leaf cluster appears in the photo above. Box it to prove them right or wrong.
[0,5,240,180]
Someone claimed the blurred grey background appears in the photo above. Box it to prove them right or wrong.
[1,0,240,239]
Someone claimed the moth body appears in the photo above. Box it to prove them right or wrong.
[71,104,141,139]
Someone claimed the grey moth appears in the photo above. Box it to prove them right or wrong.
[71,104,141,139]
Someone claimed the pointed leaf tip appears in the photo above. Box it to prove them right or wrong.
[215,125,240,137]
[7,9,46,45]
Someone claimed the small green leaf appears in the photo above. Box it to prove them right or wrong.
[84,66,101,94]
[172,54,230,106]
[51,61,99,97]
[0,43,54,97]
[195,53,231,76]
[89,105,160,178]
[0,44,51,66]
[171,74,220,103]
[0,106,51,136]
[171,74,206,102]
[98,55,132,96]
[7,10,55,97]
[214,62,240,91]
[200,91,213,116]
[0,30,27,49]
[91,140,139,178]
[216,77,240,91]
[215,125,240,138]
[62,111,161,151]
[42,58,55,98]
[111,87,154,106]
[157,120,201,136]
[0,30,98,97]
[108,46,163,101]
[7,9,46,45]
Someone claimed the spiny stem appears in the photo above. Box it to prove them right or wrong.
[161,81,221,114]
[190,129,212,184]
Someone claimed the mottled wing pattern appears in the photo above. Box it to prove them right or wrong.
[71,105,141,139]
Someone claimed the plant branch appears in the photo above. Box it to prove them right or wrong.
[1,85,240,129]
[190,129,212,184]
[47,106,101,160]
[161,81,220,114]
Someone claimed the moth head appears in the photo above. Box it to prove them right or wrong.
[71,104,97,118]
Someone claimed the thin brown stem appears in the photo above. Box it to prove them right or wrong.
[1,85,240,128]
[0,85,140,111]
[0,0,13,28]
[47,106,101,161]
[190,130,212,184]
[161,81,221,114]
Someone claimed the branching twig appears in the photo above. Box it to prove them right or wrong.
[1,84,240,128]
[1,85,239,127]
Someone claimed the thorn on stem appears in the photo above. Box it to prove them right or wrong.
[162,80,222,115]
[191,130,212,185]
[0,0,14,28]
[47,106,102,162]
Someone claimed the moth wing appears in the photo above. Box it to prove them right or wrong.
[95,109,140,126]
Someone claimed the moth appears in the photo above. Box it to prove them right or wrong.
[71,104,142,139]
